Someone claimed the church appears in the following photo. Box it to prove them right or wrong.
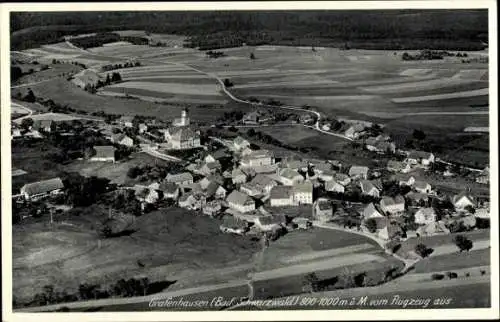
[164,109,201,149]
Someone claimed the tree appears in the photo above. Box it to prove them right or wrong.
[247,128,256,137]
[223,78,234,88]
[454,235,473,252]
[415,243,433,258]
[250,52,256,59]
[303,273,319,293]
[21,117,34,130]
[365,218,378,233]
[11,66,23,82]
[412,129,426,141]
[105,73,111,85]
[24,89,36,103]
[464,205,475,214]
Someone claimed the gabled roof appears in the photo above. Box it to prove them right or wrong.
[112,133,132,143]
[279,168,303,180]
[362,203,383,218]
[22,177,64,196]
[405,191,429,201]
[360,180,379,193]
[408,150,433,160]
[206,181,225,197]
[233,136,250,146]
[166,172,193,183]
[413,180,430,190]
[32,119,54,129]
[270,185,293,199]
[281,159,308,169]
[93,145,115,158]
[169,127,199,141]
[380,195,405,207]
[317,200,333,211]
[119,115,134,122]
[226,190,254,205]
[325,180,343,190]
[293,181,313,194]
[221,215,248,229]
[416,207,436,218]
[251,174,276,187]
[258,214,286,226]
[231,168,246,178]
[452,192,474,204]
[313,162,332,172]
[349,165,369,176]
[159,182,178,193]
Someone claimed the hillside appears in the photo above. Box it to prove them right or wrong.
[11,10,488,51]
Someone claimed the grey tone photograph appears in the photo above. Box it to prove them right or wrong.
[7,7,493,313]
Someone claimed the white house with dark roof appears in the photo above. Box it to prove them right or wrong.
[349,165,369,179]
[270,185,294,206]
[360,180,380,197]
[226,190,255,213]
[277,168,304,186]
[406,150,435,166]
[165,172,194,186]
[90,145,115,163]
[293,181,313,204]
[231,168,247,184]
[240,150,274,168]
[20,177,64,200]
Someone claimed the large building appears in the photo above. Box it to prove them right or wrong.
[165,127,201,149]
[240,150,274,168]
[20,177,64,200]
[172,109,190,127]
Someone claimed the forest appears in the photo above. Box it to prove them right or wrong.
[11,10,488,51]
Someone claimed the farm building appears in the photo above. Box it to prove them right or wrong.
[414,207,437,225]
[387,160,411,173]
[111,133,134,147]
[280,158,308,172]
[240,150,274,168]
[118,116,134,128]
[413,181,432,194]
[203,200,223,216]
[90,145,115,162]
[159,182,179,200]
[334,173,351,186]
[165,172,194,186]
[178,192,205,210]
[219,215,250,234]
[138,123,148,134]
[405,191,429,205]
[32,120,55,133]
[270,185,294,207]
[231,168,248,184]
[233,136,251,151]
[20,177,64,200]
[277,168,304,186]
[314,198,334,222]
[379,195,405,215]
[134,186,160,204]
[71,69,103,89]
[378,222,404,241]
[362,203,383,220]
[325,180,344,193]
[344,123,365,139]
[255,214,287,232]
[406,151,435,166]
[293,181,313,205]
[226,190,255,213]
[360,180,380,197]
[452,192,475,210]
[349,166,369,179]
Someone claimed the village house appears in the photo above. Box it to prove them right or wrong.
[349,165,369,180]
[314,198,334,222]
[318,169,335,182]
[219,215,250,234]
[344,123,365,139]
[312,162,332,175]
[164,127,201,149]
[11,126,22,139]
[231,168,248,184]
[277,168,304,186]
[396,174,416,187]
[360,180,380,198]
[240,149,274,168]
[387,160,411,173]
[111,133,134,147]
[198,175,224,191]
[452,192,475,210]
[178,192,205,210]
[90,145,115,163]
[20,177,65,200]
[159,182,180,200]
[241,174,277,196]
[194,161,221,176]
[325,179,345,193]
[280,159,308,172]
[252,163,279,175]
[270,185,294,206]
[417,221,450,236]
[242,111,260,125]
[414,207,437,225]
[255,214,287,232]
[362,203,384,220]
[240,147,254,156]
[293,181,313,205]
[138,123,148,134]
[202,200,223,216]
[334,173,351,186]
[476,166,489,184]
[413,180,432,194]
[32,120,55,133]
[405,191,429,206]
[118,116,134,128]
[233,136,251,151]
[205,182,227,200]
[379,195,405,215]
[134,186,160,204]
[165,172,194,186]
[378,221,404,241]
[226,190,255,213]
[292,217,312,230]
[406,150,435,166]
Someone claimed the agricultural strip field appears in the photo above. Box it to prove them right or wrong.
[412,248,491,274]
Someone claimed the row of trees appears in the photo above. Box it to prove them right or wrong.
[414,234,474,259]
[83,72,122,94]
[402,50,469,61]
[101,61,141,72]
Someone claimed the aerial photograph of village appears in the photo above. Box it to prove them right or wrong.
[8,9,492,312]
